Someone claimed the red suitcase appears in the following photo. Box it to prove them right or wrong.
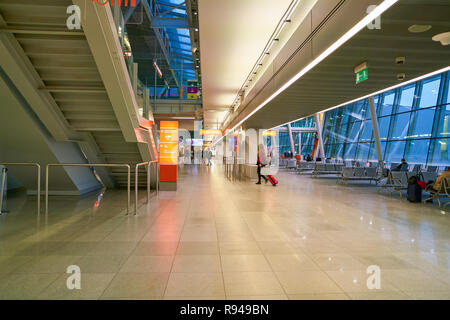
[267,175,278,186]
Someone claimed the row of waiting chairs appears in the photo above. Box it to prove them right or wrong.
[290,158,449,206]
[425,178,450,207]
[338,167,379,184]
[378,171,450,207]
[379,171,439,197]
[312,164,345,178]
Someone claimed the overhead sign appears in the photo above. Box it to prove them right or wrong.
[356,68,369,84]
[187,80,199,100]
[187,80,199,87]
[263,130,277,136]
[187,87,198,94]
[354,62,368,84]
[200,129,222,136]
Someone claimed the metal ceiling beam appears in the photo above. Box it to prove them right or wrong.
[277,127,316,133]
[156,1,187,10]
[166,32,190,38]
[158,1,186,17]
[151,17,191,28]
[170,48,193,54]
[169,53,193,60]
[170,38,192,45]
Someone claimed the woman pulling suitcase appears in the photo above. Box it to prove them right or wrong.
[256,144,278,186]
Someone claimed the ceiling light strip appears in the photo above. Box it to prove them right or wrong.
[212,0,399,146]
[273,65,450,129]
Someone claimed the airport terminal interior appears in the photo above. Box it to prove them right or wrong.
[0,0,450,300]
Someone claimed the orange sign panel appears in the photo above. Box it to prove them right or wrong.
[200,129,222,136]
[159,121,178,166]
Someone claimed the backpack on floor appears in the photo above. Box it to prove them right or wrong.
[407,176,422,203]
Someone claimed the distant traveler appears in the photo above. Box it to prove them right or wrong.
[205,148,212,166]
[425,167,450,203]
[306,154,312,162]
[256,144,268,185]
[393,158,408,171]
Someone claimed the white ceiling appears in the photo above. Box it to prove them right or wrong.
[198,0,293,128]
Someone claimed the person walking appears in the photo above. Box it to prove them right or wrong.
[256,144,268,185]
[205,148,212,166]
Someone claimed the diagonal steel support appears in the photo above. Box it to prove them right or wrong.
[157,1,186,17]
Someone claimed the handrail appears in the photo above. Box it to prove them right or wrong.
[46,163,131,215]
[0,162,41,214]
[135,160,159,215]
[1,167,7,214]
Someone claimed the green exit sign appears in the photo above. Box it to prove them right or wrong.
[187,80,198,87]
[356,68,368,84]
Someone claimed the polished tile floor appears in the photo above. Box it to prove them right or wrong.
[0,164,449,300]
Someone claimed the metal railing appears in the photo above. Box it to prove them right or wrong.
[46,163,131,215]
[135,160,159,215]
[0,163,41,214]
[1,167,7,214]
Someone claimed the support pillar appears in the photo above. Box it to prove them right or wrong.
[368,96,384,168]
[287,123,295,155]
[298,132,302,157]
[314,113,325,162]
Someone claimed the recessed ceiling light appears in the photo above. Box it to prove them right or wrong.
[432,32,450,46]
[408,25,432,33]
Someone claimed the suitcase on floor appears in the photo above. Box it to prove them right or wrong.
[267,175,278,186]
[407,182,422,203]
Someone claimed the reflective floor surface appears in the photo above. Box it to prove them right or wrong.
[0,165,449,300]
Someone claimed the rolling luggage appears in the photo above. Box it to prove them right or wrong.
[407,175,422,203]
[267,175,278,186]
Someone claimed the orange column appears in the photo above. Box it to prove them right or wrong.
[159,121,179,189]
